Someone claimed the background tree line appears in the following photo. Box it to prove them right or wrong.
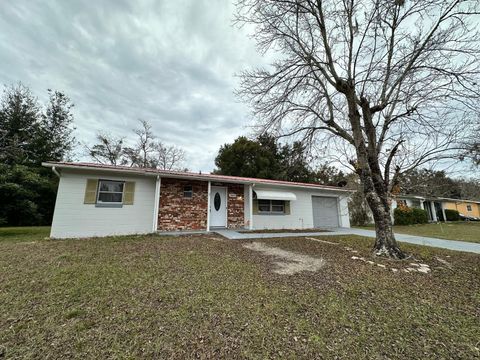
[0,84,75,226]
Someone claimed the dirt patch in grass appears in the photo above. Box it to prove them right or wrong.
[239,228,331,233]
[0,228,479,359]
[243,241,326,274]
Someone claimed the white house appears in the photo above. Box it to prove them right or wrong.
[43,162,352,238]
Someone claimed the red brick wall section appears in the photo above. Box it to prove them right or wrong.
[158,179,245,231]
[158,178,208,231]
[226,183,245,229]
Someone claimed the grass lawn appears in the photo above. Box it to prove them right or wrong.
[1,227,479,359]
[358,222,480,243]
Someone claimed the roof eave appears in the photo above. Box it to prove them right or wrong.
[42,161,354,193]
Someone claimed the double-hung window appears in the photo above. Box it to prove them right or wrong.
[258,200,285,214]
[97,180,125,204]
[467,204,472,212]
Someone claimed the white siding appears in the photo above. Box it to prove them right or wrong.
[50,170,157,238]
[338,196,351,227]
[252,186,350,230]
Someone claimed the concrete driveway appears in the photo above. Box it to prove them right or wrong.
[215,228,480,254]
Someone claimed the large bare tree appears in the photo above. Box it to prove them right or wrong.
[235,0,480,257]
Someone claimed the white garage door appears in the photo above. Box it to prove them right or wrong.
[312,196,339,228]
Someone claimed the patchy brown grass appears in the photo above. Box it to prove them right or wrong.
[0,227,479,359]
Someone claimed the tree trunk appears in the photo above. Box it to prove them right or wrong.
[367,198,405,259]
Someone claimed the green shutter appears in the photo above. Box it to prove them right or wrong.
[84,179,98,204]
[123,181,135,205]
[284,201,290,215]
[252,199,259,215]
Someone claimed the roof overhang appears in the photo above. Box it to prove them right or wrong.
[42,162,354,193]
[254,189,297,201]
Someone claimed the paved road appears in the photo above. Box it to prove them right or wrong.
[215,228,480,254]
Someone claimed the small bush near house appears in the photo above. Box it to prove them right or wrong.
[445,209,460,221]
[394,207,429,225]
[412,208,429,224]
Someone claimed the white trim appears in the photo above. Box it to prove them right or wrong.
[207,181,211,231]
[152,176,161,232]
[224,186,229,228]
[248,184,253,230]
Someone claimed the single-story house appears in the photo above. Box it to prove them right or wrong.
[42,162,352,238]
[392,195,480,222]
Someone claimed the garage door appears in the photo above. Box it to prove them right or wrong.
[312,196,339,228]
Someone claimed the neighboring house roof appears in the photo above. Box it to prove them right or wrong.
[42,161,353,193]
[397,194,480,204]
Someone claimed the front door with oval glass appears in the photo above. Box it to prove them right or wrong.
[210,186,227,228]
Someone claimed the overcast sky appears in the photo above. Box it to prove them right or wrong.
[0,0,268,171]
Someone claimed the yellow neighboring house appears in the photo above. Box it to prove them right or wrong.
[393,195,480,222]
[443,198,480,218]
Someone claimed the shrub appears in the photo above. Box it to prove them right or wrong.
[445,209,460,221]
[394,207,429,225]
[412,208,428,224]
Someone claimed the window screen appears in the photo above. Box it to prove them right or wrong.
[258,199,285,214]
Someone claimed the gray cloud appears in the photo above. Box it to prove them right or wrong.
[0,0,266,171]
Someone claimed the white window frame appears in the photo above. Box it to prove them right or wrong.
[258,199,285,214]
[96,180,125,204]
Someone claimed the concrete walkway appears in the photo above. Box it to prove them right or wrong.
[215,228,480,254]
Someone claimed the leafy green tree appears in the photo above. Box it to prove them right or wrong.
[214,135,282,179]
[215,134,347,184]
[0,84,75,165]
[313,163,348,187]
[0,84,41,165]
[0,83,76,226]
[36,89,76,162]
[0,165,55,226]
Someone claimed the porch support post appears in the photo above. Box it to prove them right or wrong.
[248,184,253,230]
[152,176,161,232]
[431,201,438,222]
[206,181,211,231]
[441,202,447,222]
